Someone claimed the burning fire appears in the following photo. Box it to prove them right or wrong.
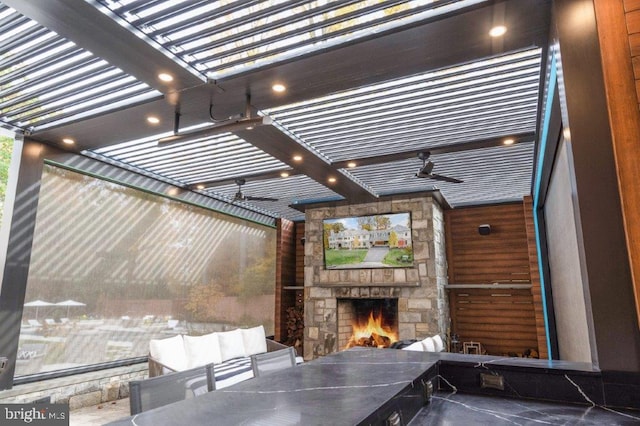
[345,310,398,349]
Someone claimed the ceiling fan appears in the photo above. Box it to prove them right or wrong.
[415,152,463,183]
[233,178,278,202]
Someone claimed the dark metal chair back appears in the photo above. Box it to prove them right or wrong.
[129,363,215,415]
[250,347,296,378]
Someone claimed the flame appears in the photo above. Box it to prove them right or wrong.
[345,310,398,349]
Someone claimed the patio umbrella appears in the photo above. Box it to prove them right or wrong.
[56,299,86,318]
[23,300,53,320]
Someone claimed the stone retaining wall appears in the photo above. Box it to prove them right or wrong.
[0,364,147,409]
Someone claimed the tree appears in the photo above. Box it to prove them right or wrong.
[357,216,374,231]
[375,215,391,230]
[323,223,332,248]
[0,136,14,224]
[389,230,398,248]
[184,281,225,322]
[330,222,345,233]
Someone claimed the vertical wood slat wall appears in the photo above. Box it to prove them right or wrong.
[523,196,548,358]
[623,0,640,107]
[596,0,640,327]
[445,202,546,357]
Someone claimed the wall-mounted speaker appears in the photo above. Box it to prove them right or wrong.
[478,224,491,235]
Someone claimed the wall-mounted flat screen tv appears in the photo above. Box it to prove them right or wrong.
[323,212,413,269]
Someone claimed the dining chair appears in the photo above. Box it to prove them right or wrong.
[250,347,296,378]
[129,363,215,415]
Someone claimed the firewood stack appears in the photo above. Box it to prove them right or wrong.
[284,306,304,354]
[346,332,392,349]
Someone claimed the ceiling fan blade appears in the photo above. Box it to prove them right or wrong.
[245,195,279,201]
[429,173,464,184]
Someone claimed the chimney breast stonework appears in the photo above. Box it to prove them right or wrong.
[303,197,448,360]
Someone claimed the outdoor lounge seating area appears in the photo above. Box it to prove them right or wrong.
[147,325,300,389]
[1,1,640,425]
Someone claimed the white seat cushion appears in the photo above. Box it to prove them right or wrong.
[184,332,223,368]
[149,334,187,371]
[432,335,444,352]
[422,337,436,352]
[218,329,247,362]
[402,341,424,352]
[241,325,267,356]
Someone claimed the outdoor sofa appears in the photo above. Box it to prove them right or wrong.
[148,325,290,389]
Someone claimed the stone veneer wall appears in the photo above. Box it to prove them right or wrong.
[0,364,146,409]
[303,196,448,360]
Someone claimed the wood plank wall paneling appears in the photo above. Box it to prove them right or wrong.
[523,196,548,359]
[276,219,296,341]
[596,0,640,328]
[625,0,640,12]
[624,0,640,111]
[445,203,530,285]
[445,202,542,357]
[450,288,538,356]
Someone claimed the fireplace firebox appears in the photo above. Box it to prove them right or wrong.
[337,298,398,350]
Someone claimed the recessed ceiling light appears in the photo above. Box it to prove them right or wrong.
[489,25,507,37]
[272,83,286,93]
[292,155,303,162]
[62,138,75,145]
[147,116,160,124]
[328,177,337,183]
[196,184,205,190]
[280,171,290,178]
[158,73,173,82]
[503,138,515,145]
[347,162,357,168]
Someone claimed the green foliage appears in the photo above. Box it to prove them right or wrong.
[388,230,398,247]
[0,136,14,224]
[357,216,374,231]
[330,222,345,233]
[374,215,391,230]
[184,282,225,322]
[324,248,367,266]
[323,223,332,248]
[382,248,414,266]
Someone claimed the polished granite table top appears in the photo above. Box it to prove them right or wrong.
[409,391,640,425]
[107,348,436,426]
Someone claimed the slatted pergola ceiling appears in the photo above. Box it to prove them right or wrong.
[0,0,551,222]
[94,0,487,79]
[0,3,161,132]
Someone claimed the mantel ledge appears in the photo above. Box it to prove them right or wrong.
[314,281,420,287]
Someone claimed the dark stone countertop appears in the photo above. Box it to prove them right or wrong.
[409,391,640,425]
[107,348,437,426]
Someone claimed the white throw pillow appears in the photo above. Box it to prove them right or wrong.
[184,332,223,368]
[432,335,444,352]
[422,337,436,352]
[218,328,247,361]
[402,341,424,352]
[241,325,267,356]
[149,334,187,371]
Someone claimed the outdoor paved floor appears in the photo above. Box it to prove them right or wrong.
[69,398,130,425]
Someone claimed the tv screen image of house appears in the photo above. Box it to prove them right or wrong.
[323,212,413,269]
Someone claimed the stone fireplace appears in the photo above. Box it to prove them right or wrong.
[303,196,448,360]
